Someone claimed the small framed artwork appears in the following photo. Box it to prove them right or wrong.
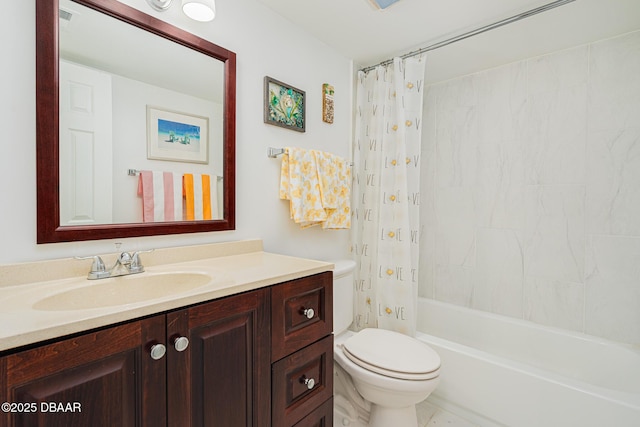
[322,83,334,124]
[147,106,209,164]
[264,76,305,132]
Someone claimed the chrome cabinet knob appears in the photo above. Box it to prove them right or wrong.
[173,336,189,352]
[150,343,166,360]
[302,308,315,319]
[302,377,315,390]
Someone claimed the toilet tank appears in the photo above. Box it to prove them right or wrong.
[331,259,356,335]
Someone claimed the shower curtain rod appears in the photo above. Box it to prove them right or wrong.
[359,0,576,73]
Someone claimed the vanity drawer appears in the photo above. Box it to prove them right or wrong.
[272,335,334,427]
[293,398,333,427]
[271,272,333,362]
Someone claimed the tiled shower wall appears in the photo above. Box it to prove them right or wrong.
[419,30,640,345]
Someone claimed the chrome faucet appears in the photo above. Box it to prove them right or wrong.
[76,250,153,280]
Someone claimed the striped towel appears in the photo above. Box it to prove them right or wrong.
[138,171,183,222]
[183,173,218,220]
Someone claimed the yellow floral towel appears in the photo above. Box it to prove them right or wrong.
[314,150,351,229]
[279,147,351,229]
[279,147,326,225]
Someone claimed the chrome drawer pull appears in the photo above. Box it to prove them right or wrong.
[150,343,166,360]
[302,376,315,390]
[302,308,315,319]
[173,336,189,352]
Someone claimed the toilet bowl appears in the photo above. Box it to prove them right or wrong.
[331,260,441,427]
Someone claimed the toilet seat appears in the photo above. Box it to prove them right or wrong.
[342,328,440,381]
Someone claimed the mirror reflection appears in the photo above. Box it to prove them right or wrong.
[58,0,225,226]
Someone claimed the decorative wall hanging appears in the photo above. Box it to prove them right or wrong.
[264,76,305,132]
[147,106,209,164]
[322,83,334,124]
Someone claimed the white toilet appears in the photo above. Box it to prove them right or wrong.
[332,260,441,427]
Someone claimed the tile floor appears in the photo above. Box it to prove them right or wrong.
[416,400,479,427]
[333,398,479,427]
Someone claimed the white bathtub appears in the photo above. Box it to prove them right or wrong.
[416,298,640,427]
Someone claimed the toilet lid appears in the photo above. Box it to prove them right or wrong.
[342,328,440,380]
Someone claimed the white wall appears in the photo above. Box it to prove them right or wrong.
[420,30,640,345]
[0,0,353,264]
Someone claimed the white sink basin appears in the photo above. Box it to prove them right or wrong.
[33,272,212,311]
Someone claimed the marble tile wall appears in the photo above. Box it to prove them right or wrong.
[419,30,640,345]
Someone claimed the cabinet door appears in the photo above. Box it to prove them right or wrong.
[167,289,270,427]
[0,316,166,427]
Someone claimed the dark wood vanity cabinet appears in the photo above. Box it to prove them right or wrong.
[0,315,167,427]
[0,272,333,427]
[166,288,270,427]
[0,289,269,427]
[271,272,334,427]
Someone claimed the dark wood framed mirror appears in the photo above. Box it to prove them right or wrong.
[36,0,236,243]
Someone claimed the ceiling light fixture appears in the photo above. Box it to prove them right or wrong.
[145,0,216,22]
[182,0,216,22]
[146,0,173,12]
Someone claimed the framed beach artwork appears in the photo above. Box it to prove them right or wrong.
[147,106,209,164]
[263,76,305,132]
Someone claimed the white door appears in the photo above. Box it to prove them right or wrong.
[59,59,113,226]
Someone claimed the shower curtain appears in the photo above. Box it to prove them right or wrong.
[351,56,426,337]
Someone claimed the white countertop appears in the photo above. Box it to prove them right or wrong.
[0,240,333,352]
